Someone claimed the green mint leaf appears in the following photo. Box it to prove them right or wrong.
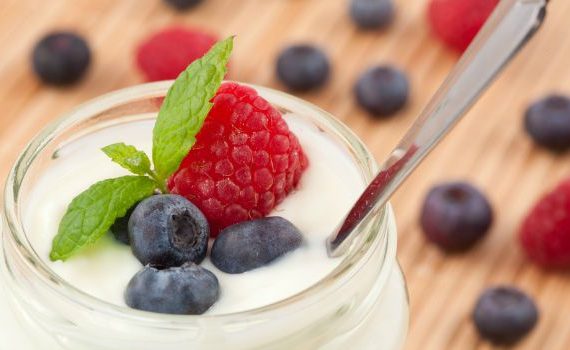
[102,143,152,176]
[49,176,156,261]
[152,36,234,182]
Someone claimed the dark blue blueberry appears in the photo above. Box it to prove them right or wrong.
[276,45,330,92]
[163,0,203,10]
[350,0,395,30]
[355,65,409,117]
[32,32,91,86]
[110,204,138,245]
[211,217,303,274]
[129,194,209,267]
[525,94,570,152]
[473,286,539,345]
[125,263,219,315]
[420,182,493,252]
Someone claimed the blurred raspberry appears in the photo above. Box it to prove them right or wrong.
[136,27,218,81]
[520,179,570,268]
[427,0,499,52]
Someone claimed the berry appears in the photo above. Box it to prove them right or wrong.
[128,194,209,267]
[31,31,91,86]
[524,95,570,152]
[211,217,303,274]
[354,66,409,117]
[276,45,330,91]
[163,0,203,11]
[427,0,499,52]
[350,0,395,30]
[519,179,570,268]
[168,82,308,236]
[125,263,219,315]
[110,204,138,245]
[136,27,218,81]
[420,182,493,252]
[473,286,538,345]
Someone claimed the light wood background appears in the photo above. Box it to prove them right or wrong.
[1,0,569,349]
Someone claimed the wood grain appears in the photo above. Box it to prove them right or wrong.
[1,0,570,349]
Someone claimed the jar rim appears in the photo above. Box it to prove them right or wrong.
[2,81,395,325]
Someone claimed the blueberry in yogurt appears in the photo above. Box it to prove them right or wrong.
[110,204,138,245]
[129,194,209,267]
[211,217,303,274]
[125,263,219,315]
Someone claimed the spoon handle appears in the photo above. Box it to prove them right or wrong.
[327,0,549,257]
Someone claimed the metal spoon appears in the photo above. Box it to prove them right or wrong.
[326,0,549,257]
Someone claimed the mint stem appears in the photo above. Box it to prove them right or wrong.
[149,170,168,194]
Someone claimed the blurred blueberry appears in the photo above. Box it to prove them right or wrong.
[32,31,91,86]
[354,65,409,117]
[473,286,539,345]
[350,0,395,30]
[525,94,570,151]
[420,182,493,252]
[276,44,330,91]
[163,0,203,11]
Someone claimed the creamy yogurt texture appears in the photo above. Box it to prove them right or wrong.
[24,114,365,314]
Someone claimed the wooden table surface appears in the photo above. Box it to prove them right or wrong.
[1,0,570,349]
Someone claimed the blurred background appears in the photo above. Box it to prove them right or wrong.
[1,0,569,349]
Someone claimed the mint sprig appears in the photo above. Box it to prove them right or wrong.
[102,143,152,176]
[49,37,234,261]
[50,176,156,261]
[102,142,166,193]
[152,36,233,182]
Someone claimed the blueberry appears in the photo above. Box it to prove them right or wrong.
[110,205,136,245]
[350,0,395,30]
[32,32,91,86]
[276,45,330,91]
[211,217,303,274]
[125,263,219,315]
[163,0,203,10]
[129,194,209,267]
[525,94,570,152]
[420,182,493,252]
[473,286,539,345]
[354,66,409,117]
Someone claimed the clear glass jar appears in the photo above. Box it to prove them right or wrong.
[1,82,409,350]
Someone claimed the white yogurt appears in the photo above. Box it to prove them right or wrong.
[23,114,365,314]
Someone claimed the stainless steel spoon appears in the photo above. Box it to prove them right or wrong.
[327,0,549,257]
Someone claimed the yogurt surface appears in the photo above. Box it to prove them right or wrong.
[24,114,365,314]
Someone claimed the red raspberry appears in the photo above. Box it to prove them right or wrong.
[168,82,308,236]
[427,0,498,52]
[519,179,570,268]
[136,27,218,81]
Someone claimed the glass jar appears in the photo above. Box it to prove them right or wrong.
[1,82,409,350]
